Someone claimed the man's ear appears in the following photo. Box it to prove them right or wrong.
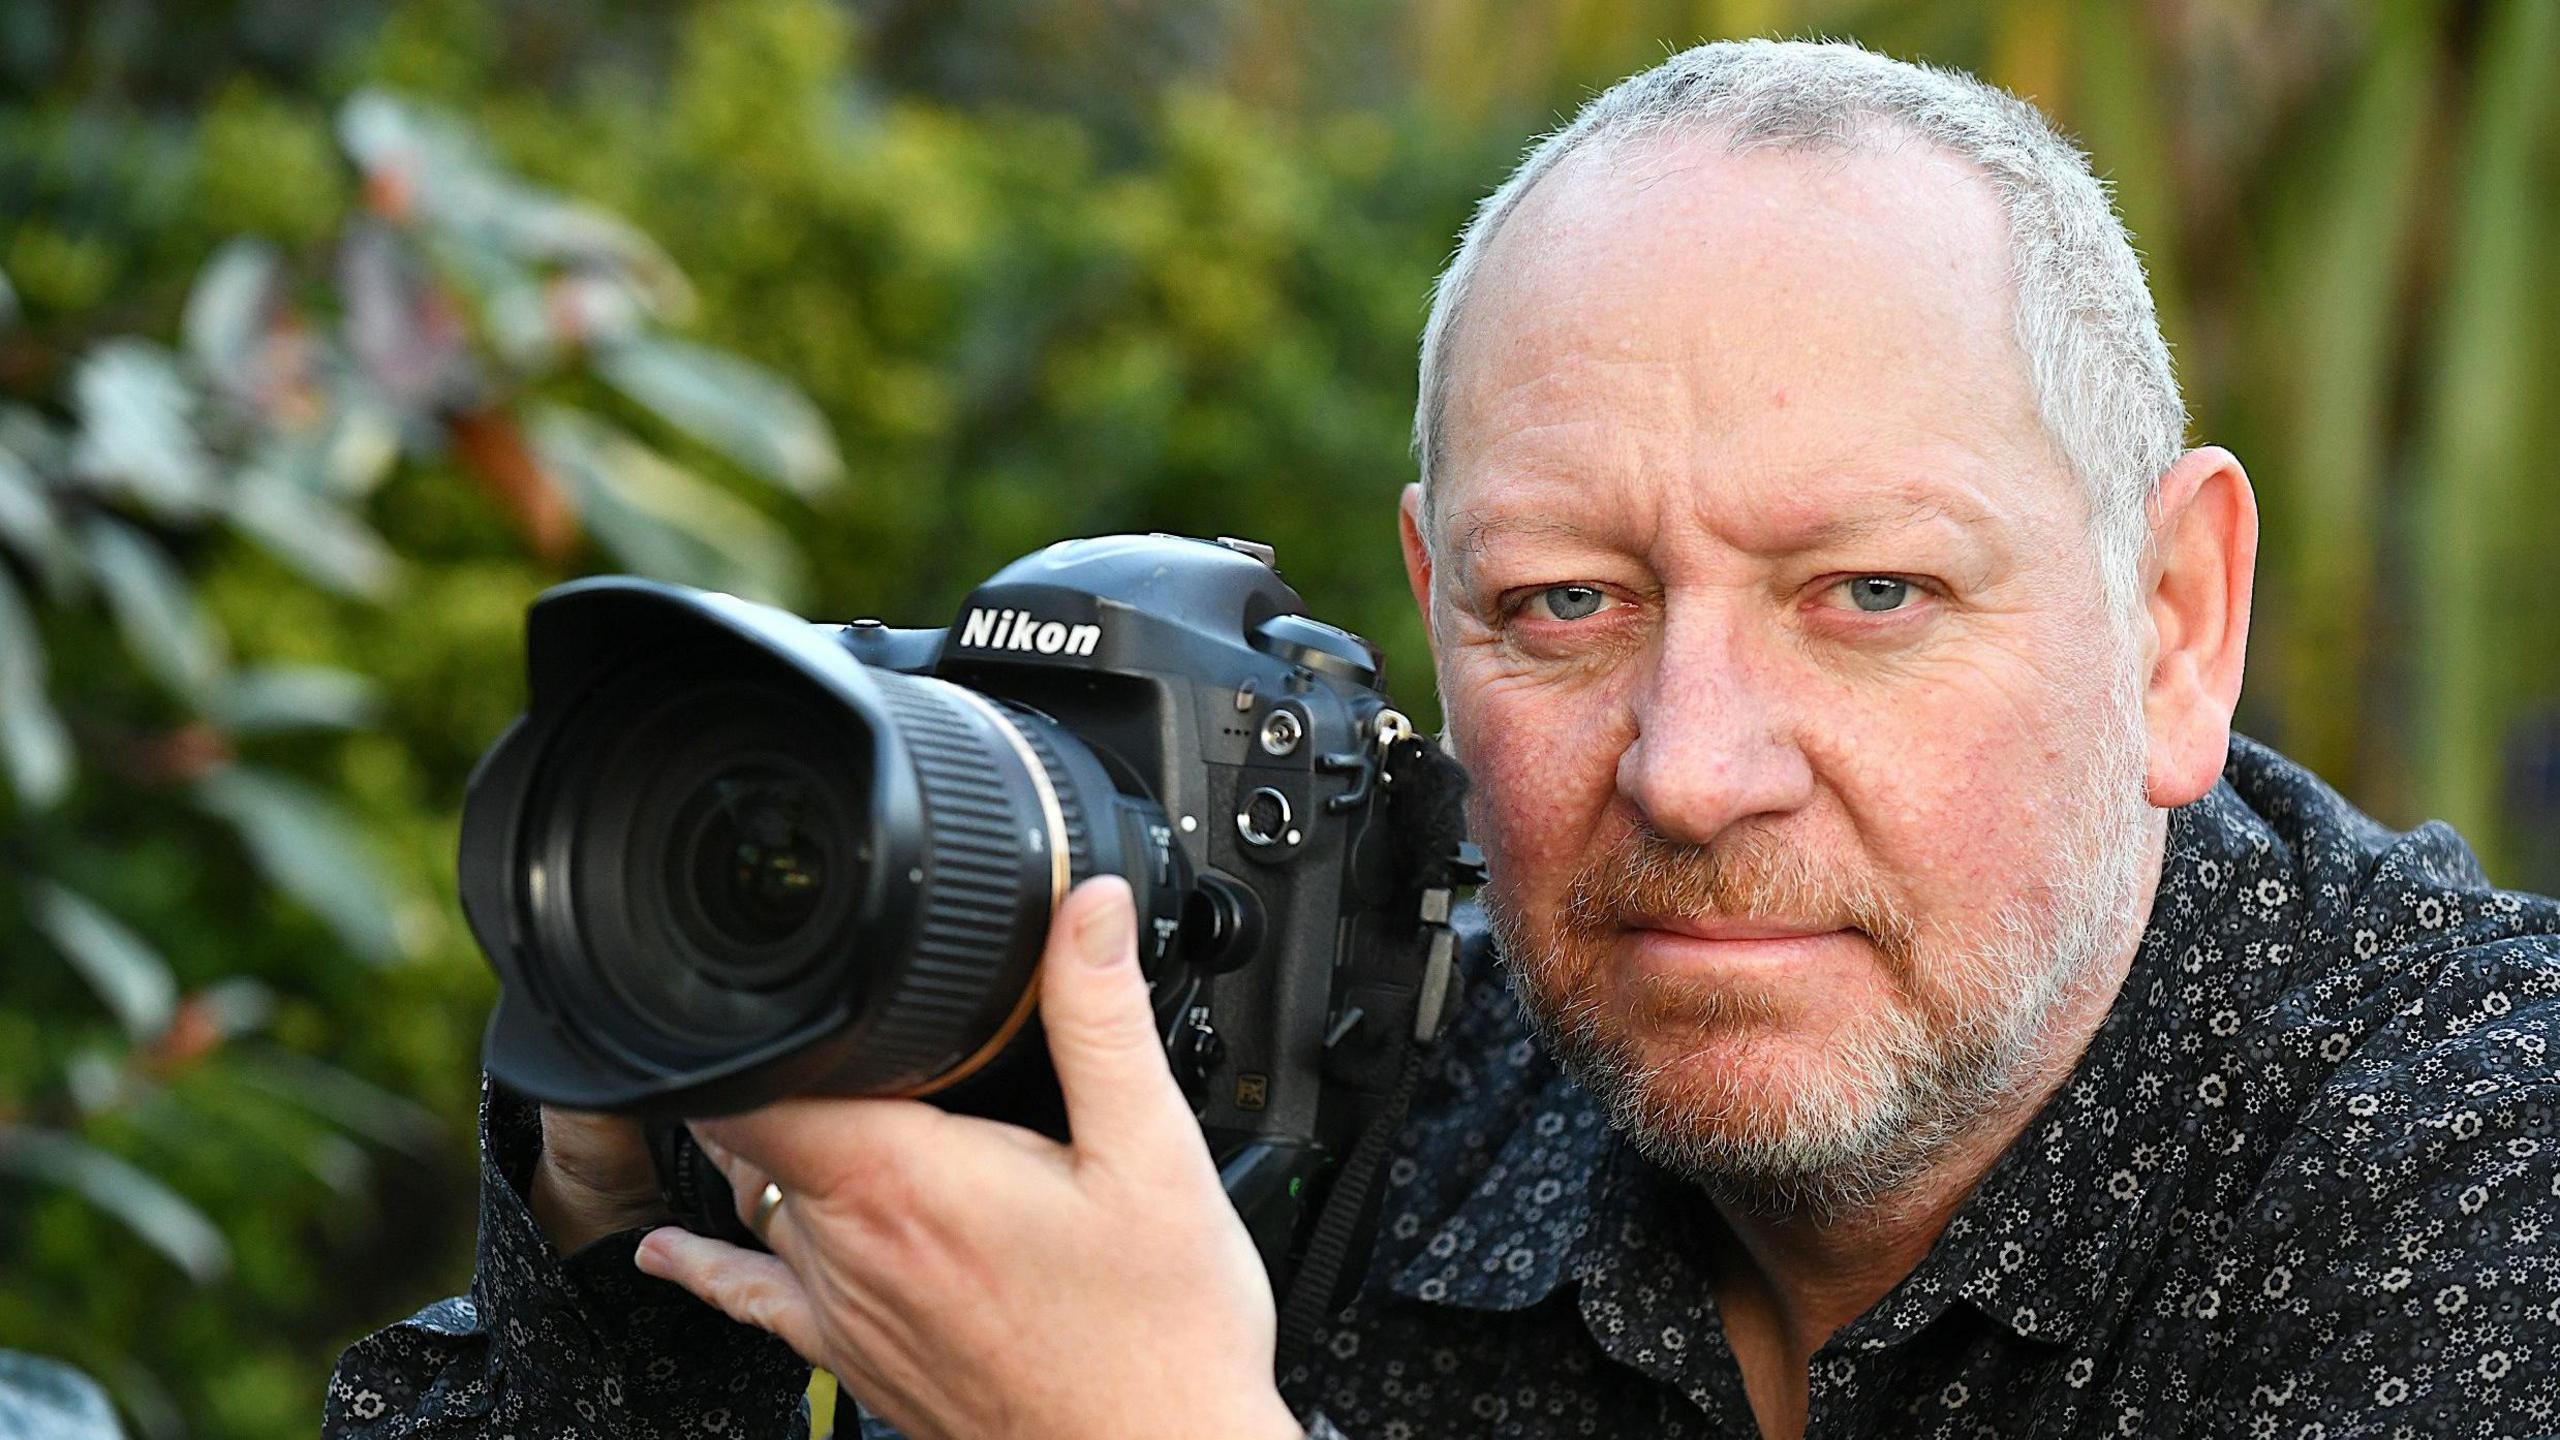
[1399,483,1437,653]
[2141,446,2258,808]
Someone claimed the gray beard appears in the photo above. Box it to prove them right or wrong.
[1484,689,2154,1224]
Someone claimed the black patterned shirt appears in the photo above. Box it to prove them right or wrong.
[330,737,2560,1438]
[324,1086,811,1438]
[1282,736,2560,1437]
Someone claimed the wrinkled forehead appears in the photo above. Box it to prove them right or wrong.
[1432,130,2075,553]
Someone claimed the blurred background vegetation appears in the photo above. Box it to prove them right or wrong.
[0,0,2553,1435]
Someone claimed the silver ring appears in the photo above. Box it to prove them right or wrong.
[750,1180,785,1240]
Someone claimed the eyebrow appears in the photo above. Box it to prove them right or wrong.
[1449,513,1603,563]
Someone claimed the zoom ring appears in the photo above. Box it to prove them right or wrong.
[999,706,1096,886]
[858,674,1057,1087]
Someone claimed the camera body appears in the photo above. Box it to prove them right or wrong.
[461,534,1468,1276]
[843,536,1425,1146]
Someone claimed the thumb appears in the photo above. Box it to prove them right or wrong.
[1039,875,1195,1164]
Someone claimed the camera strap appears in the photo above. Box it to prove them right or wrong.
[1275,1039,1427,1360]
[1276,732,1478,1365]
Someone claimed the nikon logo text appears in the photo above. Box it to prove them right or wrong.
[958,608,1101,657]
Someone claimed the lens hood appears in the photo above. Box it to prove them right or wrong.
[467,579,965,1115]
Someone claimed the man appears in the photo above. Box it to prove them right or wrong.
[331,38,2560,1440]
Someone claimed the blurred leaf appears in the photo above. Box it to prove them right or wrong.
[67,1047,131,1115]
[2412,0,2559,860]
[0,405,70,483]
[546,271,651,352]
[99,1355,181,1440]
[181,238,285,389]
[302,1132,369,1195]
[476,269,559,369]
[0,1127,231,1283]
[0,563,73,808]
[68,341,218,520]
[315,391,403,498]
[193,764,406,965]
[28,880,180,1041]
[228,448,404,600]
[81,513,228,700]
[195,977,278,1038]
[230,1048,441,1157]
[338,221,476,414]
[597,336,845,497]
[448,407,579,558]
[338,89,695,319]
[2271,0,2443,791]
[0,262,16,328]
[2065,0,2188,357]
[529,403,805,601]
[206,665,381,735]
[0,442,80,598]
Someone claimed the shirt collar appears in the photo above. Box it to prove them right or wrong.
[1380,1060,1615,1311]
[1853,776,2270,1349]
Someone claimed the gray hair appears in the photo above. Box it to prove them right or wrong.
[1413,38,2188,606]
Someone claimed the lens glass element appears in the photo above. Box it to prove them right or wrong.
[677,764,833,951]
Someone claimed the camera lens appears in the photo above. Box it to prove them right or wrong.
[463,579,1185,1117]
[674,763,834,952]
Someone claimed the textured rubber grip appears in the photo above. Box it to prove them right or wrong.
[850,672,1057,1087]
[1000,708,1096,886]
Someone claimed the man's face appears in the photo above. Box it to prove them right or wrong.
[1416,135,2163,1213]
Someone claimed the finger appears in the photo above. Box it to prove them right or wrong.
[686,1124,782,1237]
[1037,875,1200,1166]
[693,1096,949,1202]
[635,1226,827,1364]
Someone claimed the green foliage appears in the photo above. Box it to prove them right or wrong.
[3,3,2557,1438]
[0,48,842,1438]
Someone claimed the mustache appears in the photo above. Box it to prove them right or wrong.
[1555,822,1919,964]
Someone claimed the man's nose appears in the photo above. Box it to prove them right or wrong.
[1614,615,1814,845]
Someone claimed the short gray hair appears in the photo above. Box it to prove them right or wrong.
[1413,38,2187,605]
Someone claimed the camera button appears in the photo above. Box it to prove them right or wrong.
[1236,787,1294,848]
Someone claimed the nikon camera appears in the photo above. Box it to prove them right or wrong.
[457,533,1474,1297]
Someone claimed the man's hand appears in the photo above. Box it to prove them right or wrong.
[632,875,1302,1440]
[530,1106,671,1255]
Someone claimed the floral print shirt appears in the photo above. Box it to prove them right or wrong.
[1283,737,2560,1437]
[324,1085,809,1438]
[327,737,2560,1438]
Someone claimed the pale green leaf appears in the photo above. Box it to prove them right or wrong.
[228,451,403,600]
[0,1127,231,1283]
[207,664,381,735]
[68,340,217,520]
[28,881,179,1040]
[530,403,805,602]
[182,238,284,384]
[193,765,406,965]
[338,89,694,319]
[230,1047,442,1156]
[81,513,227,700]
[0,442,78,597]
[597,336,845,497]
[195,976,277,1037]
[317,391,403,498]
[0,563,72,807]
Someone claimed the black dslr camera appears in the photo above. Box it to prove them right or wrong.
[458,534,1473,1307]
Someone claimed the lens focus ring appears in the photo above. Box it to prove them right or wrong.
[853,674,1092,1091]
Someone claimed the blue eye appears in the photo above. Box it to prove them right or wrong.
[1847,577,1911,613]
[1536,585,1609,621]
